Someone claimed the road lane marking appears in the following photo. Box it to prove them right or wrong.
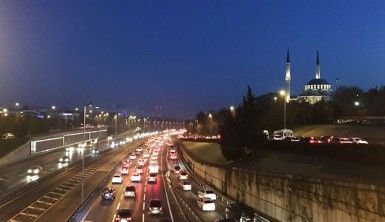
[27,206,46,211]
[142,213,145,222]
[19,211,38,218]
[116,202,120,210]
[36,200,53,205]
[142,202,145,210]
[161,143,175,222]
[143,194,146,201]
[120,194,123,200]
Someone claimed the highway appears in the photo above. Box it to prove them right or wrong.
[83,137,179,222]
[82,133,233,222]
[0,133,143,222]
[0,131,241,222]
[0,138,113,195]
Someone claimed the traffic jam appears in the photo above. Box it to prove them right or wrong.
[83,131,237,222]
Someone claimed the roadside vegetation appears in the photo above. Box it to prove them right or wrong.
[185,85,385,161]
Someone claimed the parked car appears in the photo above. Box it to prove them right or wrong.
[351,137,368,144]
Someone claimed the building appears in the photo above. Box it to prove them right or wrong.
[285,49,291,103]
[299,50,332,104]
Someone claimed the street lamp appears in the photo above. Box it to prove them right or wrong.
[354,101,360,107]
[51,105,56,110]
[230,106,235,117]
[279,90,287,129]
[208,113,213,136]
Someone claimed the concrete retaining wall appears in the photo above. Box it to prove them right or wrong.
[178,141,385,222]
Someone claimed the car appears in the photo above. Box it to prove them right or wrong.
[121,167,129,175]
[112,174,123,184]
[135,166,144,174]
[115,208,133,222]
[339,137,354,144]
[169,153,177,160]
[179,171,188,180]
[148,173,157,183]
[198,189,217,200]
[148,199,162,214]
[143,153,150,158]
[27,166,43,175]
[124,185,136,198]
[151,154,158,160]
[131,173,141,182]
[351,137,368,144]
[149,164,159,174]
[197,197,215,211]
[59,156,70,163]
[138,159,146,166]
[179,180,192,191]
[173,165,181,174]
[290,137,301,142]
[136,147,143,152]
[91,149,99,155]
[102,187,116,200]
[129,154,136,160]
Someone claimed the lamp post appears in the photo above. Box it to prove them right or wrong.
[230,106,235,117]
[279,90,287,129]
[81,105,86,203]
[208,113,213,136]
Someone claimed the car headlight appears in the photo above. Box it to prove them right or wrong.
[59,158,63,161]
[27,169,32,174]
[33,169,39,174]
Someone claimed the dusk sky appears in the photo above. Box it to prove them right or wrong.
[1,1,385,118]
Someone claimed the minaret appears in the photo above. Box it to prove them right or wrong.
[315,50,321,79]
[285,49,291,103]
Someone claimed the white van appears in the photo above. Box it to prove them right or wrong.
[273,129,293,140]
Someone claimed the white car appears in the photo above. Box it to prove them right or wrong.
[131,173,141,182]
[112,175,123,184]
[169,153,177,160]
[148,173,157,183]
[129,154,136,160]
[179,171,188,180]
[149,164,159,174]
[197,197,215,211]
[143,153,150,158]
[351,137,368,144]
[136,147,143,152]
[121,167,129,175]
[135,166,144,174]
[179,180,192,191]
[124,185,136,198]
[197,189,217,200]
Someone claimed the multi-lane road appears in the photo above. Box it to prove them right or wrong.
[0,130,246,222]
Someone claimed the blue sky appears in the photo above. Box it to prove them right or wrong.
[1,1,385,118]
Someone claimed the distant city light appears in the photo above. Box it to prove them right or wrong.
[15,102,20,107]
[51,106,56,110]
[3,108,8,113]
[47,115,51,119]
[279,90,286,96]
[354,101,360,106]
[75,107,79,111]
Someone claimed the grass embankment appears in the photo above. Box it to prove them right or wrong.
[182,141,229,165]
